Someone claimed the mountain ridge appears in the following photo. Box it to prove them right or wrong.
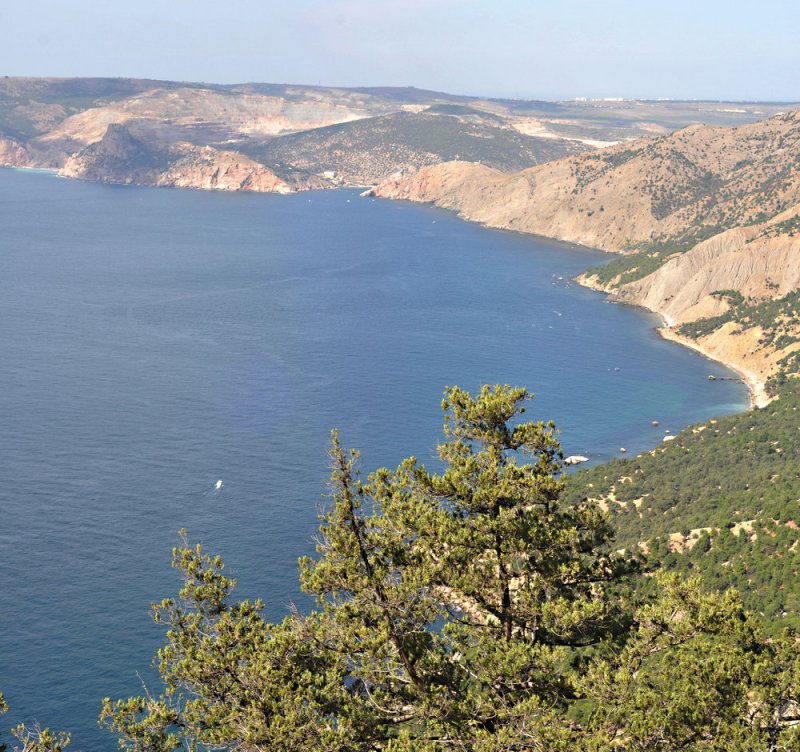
[2,77,793,192]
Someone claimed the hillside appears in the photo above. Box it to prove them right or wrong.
[563,380,800,630]
[240,108,585,185]
[374,111,800,252]
[59,122,293,192]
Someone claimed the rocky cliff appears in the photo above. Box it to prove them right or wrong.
[609,210,800,406]
[155,147,292,193]
[0,138,29,167]
[613,209,800,325]
[61,123,291,193]
[373,112,800,253]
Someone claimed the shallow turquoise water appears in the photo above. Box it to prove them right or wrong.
[0,169,747,750]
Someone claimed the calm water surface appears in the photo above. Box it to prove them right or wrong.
[0,169,747,749]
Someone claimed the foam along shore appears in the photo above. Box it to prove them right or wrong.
[8,166,59,174]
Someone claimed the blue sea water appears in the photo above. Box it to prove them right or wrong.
[0,169,748,750]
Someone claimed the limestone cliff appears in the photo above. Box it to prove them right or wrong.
[61,123,291,193]
[0,138,30,167]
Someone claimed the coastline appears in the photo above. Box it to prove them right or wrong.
[656,320,770,410]
[577,273,766,410]
[7,165,59,175]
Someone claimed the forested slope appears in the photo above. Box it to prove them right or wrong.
[564,381,800,628]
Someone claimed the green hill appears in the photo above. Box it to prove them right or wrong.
[564,381,800,629]
[243,110,584,185]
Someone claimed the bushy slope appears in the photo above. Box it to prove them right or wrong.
[564,382,800,628]
[376,111,800,256]
[243,110,584,184]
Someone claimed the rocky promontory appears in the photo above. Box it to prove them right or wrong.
[0,138,30,168]
[61,123,292,193]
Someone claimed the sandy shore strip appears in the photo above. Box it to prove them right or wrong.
[657,319,770,409]
[580,278,770,411]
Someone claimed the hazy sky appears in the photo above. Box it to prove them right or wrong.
[2,0,798,100]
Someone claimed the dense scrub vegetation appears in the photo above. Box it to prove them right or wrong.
[587,249,674,288]
[5,386,798,751]
[564,381,800,629]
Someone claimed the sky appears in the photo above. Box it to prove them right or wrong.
[1,0,798,101]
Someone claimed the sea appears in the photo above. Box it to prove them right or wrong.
[0,168,748,750]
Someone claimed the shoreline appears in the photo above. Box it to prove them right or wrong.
[7,165,59,175]
[656,320,770,410]
[578,273,766,411]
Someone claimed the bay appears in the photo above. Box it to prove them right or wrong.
[0,169,747,750]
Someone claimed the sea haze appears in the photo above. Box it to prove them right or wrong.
[0,169,747,750]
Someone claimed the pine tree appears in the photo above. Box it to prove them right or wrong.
[98,385,800,751]
[0,696,71,752]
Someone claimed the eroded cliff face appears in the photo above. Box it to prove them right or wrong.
[604,210,800,406]
[0,138,30,168]
[612,210,800,324]
[60,123,291,193]
[373,159,642,252]
[373,112,800,254]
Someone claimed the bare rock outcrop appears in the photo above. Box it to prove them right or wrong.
[61,123,292,193]
[615,211,800,324]
[60,122,168,183]
[0,138,30,168]
[155,147,291,193]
